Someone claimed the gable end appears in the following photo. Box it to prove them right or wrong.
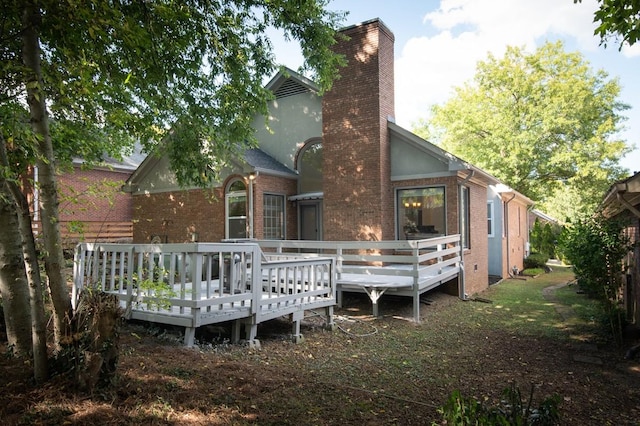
[274,79,312,99]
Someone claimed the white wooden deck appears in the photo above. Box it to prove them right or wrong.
[251,235,464,321]
[73,237,463,346]
[73,242,336,346]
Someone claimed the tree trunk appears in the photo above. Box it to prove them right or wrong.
[0,135,48,382]
[21,1,72,349]
[0,191,33,356]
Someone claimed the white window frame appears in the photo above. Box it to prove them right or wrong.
[487,200,495,238]
[263,193,286,240]
[225,180,247,239]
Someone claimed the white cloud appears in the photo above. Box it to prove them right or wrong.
[394,0,606,127]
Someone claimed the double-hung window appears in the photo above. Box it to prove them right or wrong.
[263,194,285,240]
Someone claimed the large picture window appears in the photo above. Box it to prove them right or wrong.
[263,194,285,240]
[397,187,445,240]
[226,180,247,239]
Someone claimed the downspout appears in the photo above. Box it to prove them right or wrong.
[504,193,517,278]
[459,169,474,300]
[248,171,258,239]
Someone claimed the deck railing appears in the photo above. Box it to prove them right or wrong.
[250,235,464,321]
[253,235,463,289]
[73,242,336,346]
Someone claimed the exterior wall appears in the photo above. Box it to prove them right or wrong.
[55,166,134,244]
[501,196,530,277]
[58,167,132,222]
[131,154,191,194]
[132,173,298,243]
[464,179,490,295]
[392,175,489,296]
[133,187,225,243]
[619,212,640,325]
[253,93,322,170]
[487,190,503,277]
[322,19,396,241]
[251,174,299,240]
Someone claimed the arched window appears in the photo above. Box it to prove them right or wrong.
[226,179,247,239]
[298,140,322,193]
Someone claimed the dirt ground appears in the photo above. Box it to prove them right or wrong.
[1,273,640,425]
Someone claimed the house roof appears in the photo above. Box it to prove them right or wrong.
[72,142,146,173]
[493,183,535,206]
[530,209,559,224]
[265,67,319,99]
[600,171,640,219]
[244,148,297,178]
[125,145,295,192]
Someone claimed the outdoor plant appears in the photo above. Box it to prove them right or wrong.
[130,265,177,311]
[530,220,563,259]
[558,213,633,344]
[438,384,560,425]
[524,253,549,270]
[54,288,122,392]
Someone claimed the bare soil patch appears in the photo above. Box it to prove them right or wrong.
[2,272,639,425]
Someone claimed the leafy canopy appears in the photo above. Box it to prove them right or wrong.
[1,0,346,186]
[423,41,630,221]
[575,0,640,48]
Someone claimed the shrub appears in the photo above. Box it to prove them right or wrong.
[558,214,632,344]
[524,252,549,270]
[521,268,544,277]
[439,384,560,425]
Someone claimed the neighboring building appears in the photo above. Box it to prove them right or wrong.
[487,184,534,279]
[600,172,640,325]
[32,150,143,247]
[125,18,511,295]
[529,209,559,229]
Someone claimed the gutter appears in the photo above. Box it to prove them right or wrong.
[458,169,474,300]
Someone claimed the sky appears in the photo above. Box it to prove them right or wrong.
[269,0,640,174]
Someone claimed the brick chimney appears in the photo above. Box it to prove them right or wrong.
[322,18,395,241]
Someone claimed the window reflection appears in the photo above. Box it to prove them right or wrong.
[397,187,445,240]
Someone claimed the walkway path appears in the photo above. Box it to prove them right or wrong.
[541,279,603,365]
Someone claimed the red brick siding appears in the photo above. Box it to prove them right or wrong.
[501,198,529,277]
[133,187,225,243]
[132,174,298,243]
[464,180,490,295]
[58,167,132,222]
[322,20,395,241]
[392,176,489,295]
[251,174,298,240]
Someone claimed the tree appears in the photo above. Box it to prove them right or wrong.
[1,0,345,381]
[558,213,631,343]
[423,41,630,221]
[575,0,640,48]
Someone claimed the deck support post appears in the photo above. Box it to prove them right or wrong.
[245,320,258,342]
[363,287,387,318]
[324,306,335,331]
[232,319,242,343]
[413,295,421,323]
[184,327,196,347]
[291,310,304,343]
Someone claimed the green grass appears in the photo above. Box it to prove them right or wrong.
[457,266,577,339]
